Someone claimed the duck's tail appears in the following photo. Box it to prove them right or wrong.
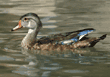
[89,34,107,47]
[99,34,107,40]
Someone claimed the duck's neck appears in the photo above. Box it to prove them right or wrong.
[21,27,39,48]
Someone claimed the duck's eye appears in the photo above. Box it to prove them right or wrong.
[24,18,28,21]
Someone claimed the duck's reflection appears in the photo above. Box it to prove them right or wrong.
[12,48,96,77]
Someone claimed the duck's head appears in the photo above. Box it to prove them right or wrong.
[11,13,42,31]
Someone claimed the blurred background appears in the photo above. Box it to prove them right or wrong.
[0,0,110,77]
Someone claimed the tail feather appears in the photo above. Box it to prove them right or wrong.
[89,34,107,47]
[99,34,107,40]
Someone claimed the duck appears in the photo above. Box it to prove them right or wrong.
[11,13,107,51]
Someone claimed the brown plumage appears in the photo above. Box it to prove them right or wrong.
[30,34,106,51]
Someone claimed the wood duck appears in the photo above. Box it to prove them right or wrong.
[11,13,107,51]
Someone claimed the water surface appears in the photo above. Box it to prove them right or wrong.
[0,0,110,77]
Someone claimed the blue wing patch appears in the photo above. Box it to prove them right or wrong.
[59,29,94,45]
[78,30,94,36]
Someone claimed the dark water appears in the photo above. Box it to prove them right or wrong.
[0,0,110,77]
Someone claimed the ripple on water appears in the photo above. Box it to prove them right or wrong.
[12,65,40,76]
[0,38,8,43]
[64,70,89,73]
[42,71,51,77]
[0,56,14,61]
[49,63,59,66]
[40,67,62,71]
[0,40,4,43]
[43,25,58,28]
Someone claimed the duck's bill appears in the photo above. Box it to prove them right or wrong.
[11,25,23,31]
[11,20,23,31]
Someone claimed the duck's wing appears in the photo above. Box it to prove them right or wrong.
[37,28,95,44]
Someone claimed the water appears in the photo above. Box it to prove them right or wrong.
[0,0,110,77]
